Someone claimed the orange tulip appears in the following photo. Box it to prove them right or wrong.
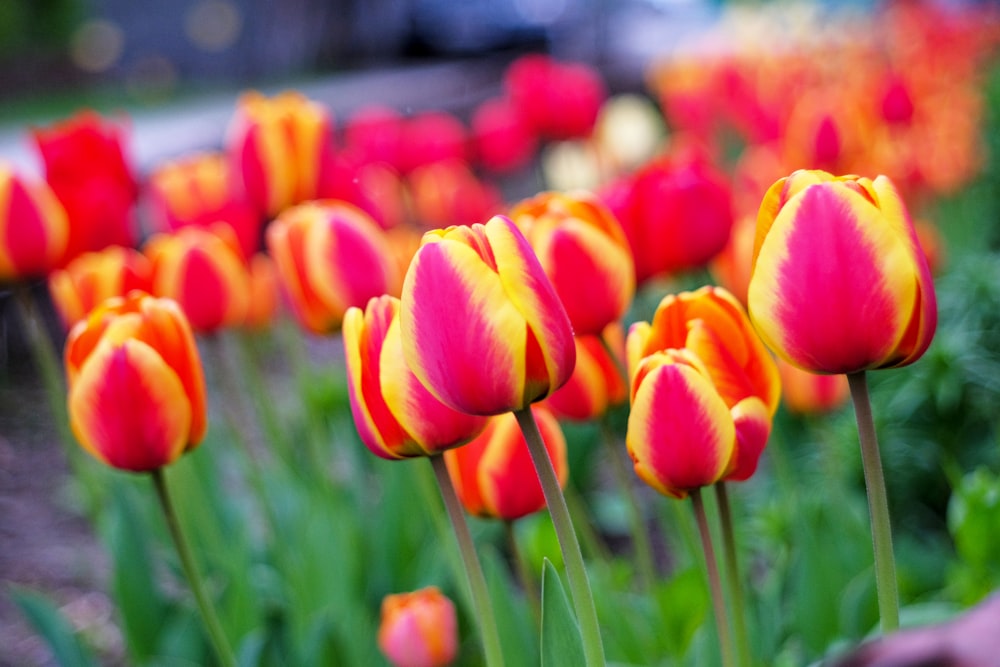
[378,587,458,667]
[242,253,281,330]
[65,291,207,471]
[0,165,69,281]
[776,357,850,416]
[546,325,627,422]
[48,245,152,328]
[445,405,568,521]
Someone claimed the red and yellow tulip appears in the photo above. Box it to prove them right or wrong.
[343,295,488,460]
[444,405,567,521]
[546,325,627,422]
[144,226,251,333]
[509,190,635,337]
[49,245,152,328]
[0,165,69,281]
[747,170,937,374]
[65,291,207,472]
[266,199,400,335]
[400,215,576,416]
[226,90,334,216]
[776,357,850,416]
[378,586,458,667]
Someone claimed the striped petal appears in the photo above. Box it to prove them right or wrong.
[69,338,191,472]
[748,181,917,373]
[724,396,771,482]
[626,353,735,499]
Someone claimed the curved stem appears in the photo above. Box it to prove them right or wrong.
[691,488,735,667]
[429,456,505,667]
[514,407,606,667]
[151,468,236,667]
[715,482,752,667]
[847,371,900,632]
[600,418,657,590]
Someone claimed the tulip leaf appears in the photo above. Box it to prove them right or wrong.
[8,586,96,667]
[483,546,539,667]
[540,558,585,667]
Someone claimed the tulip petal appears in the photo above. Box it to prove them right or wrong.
[69,339,191,471]
[402,236,526,415]
[748,182,917,373]
[626,358,735,499]
[725,396,771,482]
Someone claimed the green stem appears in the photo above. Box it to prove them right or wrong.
[514,407,606,667]
[714,483,752,667]
[232,330,292,463]
[691,488,736,667]
[429,456,505,667]
[600,418,657,590]
[505,520,541,620]
[847,371,900,632]
[562,483,613,564]
[151,468,236,667]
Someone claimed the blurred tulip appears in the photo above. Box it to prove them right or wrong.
[592,93,667,177]
[781,89,871,175]
[445,404,567,521]
[398,111,468,174]
[407,159,503,230]
[470,95,538,173]
[777,357,850,416]
[65,291,207,471]
[342,104,406,171]
[627,348,768,498]
[709,214,756,306]
[266,199,399,335]
[343,295,488,460]
[242,253,281,330]
[32,111,138,261]
[146,152,263,258]
[226,90,334,216]
[628,285,779,481]
[144,226,251,333]
[546,325,627,422]
[378,587,458,667]
[400,215,575,416]
[509,190,635,336]
[318,153,408,230]
[748,170,937,373]
[605,146,734,284]
[504,54,607,141]
[49,245,152,329]
[0,165,69,281]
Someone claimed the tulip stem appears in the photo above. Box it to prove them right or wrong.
[150,467,236,667]
[600,418,657,590]
[429,456,506,667]
[691,487,736,667]
[847,371,900,632]
[504,520,540,620]
[514,407,606,667]
[715,482,752,667]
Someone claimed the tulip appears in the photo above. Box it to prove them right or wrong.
[343,295,488,459]
[242,253,281,330]
[398,111,468,175]
[0,165,69,281]
[776,357,850,416]
[342,104,406,171]
[144,226,251,333]
[747,170,937,374]
[445,405,567,521]
[146,152,263,259]
[627,348,766,499]
[509,190,635,337]
[226,90,334,216]
[399,215,575,416]
[266,199,399,335]
[470,95,537,174]
[407,159,503,230]
[545,326,627,422]
[605,145,734,284]
[65,291,207,472]
[32,111,138,261]
[504,54,606,141]
[378,587,458,667]
[49,245,152,329]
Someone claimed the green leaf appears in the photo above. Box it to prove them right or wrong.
[483,547,539,667]
[540,559,584,667]
[9,586,96,667]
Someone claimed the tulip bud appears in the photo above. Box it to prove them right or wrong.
[509,190,635,336]
[378,587,458,667]
[748,170,937,373]
[266,199,400,335]
[144,226,251,333]
[400,215,575,416]
[49,245,152,329]
[445,405,567,521]
[343,295,488,459]
[0,165,69,281]
[65,292,207,471]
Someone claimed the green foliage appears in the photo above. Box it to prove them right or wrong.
[8,586,97,667]
[947,467,1000,603]
[540,559,585,667]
